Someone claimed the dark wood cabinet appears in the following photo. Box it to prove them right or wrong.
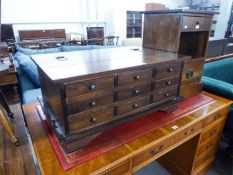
[126,11,142,38]
[143,10,214,97]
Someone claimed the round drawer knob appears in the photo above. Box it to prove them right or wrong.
[214,114,220,120]
[159,144,164,150]
[134,89,140,95]
[133,104,139,108]
[166,81,172,86]
[89,85,96,90]
[164,93,170,97]
[90,117,97,123]
[184,131,188,136]
[168,68,174,72]
[134,75,140,80]
[90,101,96,107]
[191,128,195,132]
[150,149,156,155]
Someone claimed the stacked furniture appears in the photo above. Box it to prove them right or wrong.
[29,10,215,153]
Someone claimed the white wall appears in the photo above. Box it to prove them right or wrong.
[214,0,233,39]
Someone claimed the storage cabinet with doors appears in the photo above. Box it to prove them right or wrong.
[142,10,214,97]
[126,11,142,38]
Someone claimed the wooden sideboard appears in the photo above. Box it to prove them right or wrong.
[22,92,232,175]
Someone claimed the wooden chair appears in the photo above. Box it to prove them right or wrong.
[104,36,119,46]
[0,89,19,145]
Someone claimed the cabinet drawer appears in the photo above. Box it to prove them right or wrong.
[66,93,113,115]
[154,61,182,80]
[117,96,150,115]
[204,108,227,127]
[181,59,204,86]
[117,83,151,101]
[153,77,180,91]
[196,137,218,158]
[68,107,114,133]
[153,88,178,102]
[193,150,215,171]
[173,121,203,142]
[102,160,130,175]
[182,16,212,32]
[132,140,170,167]
[65,76,114,97]
[118,68,152,87]
[200,121,223,143]
[0,74,17,85]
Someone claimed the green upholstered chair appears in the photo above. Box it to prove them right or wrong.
[202,58,233,156]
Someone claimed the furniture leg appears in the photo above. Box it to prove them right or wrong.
[0,106,19,145]
[0,89,14,118]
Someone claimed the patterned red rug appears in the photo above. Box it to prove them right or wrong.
[36,93,215,170]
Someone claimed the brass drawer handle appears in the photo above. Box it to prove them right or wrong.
[90,101,96,107]
[90,117,97,123]
[134,89,140,95]
[89,84,96,90]
[134,75,140,80]
[186,70,194,79]
[150,149,156,155]
[133,104,139,108]
[167,67,174,72]
[166,81,172,86]
[213,114,220,120]
[159,144,164,150]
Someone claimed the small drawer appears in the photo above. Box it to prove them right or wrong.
[68,107,114,133]
[154,61,182,80]
[182,16,212,31]
[66,93,113,115]
[153,88,178,102]
[196,137,218,158]
[173,121,203,142]
[118,68,152,87]
[153,76,180,91]
[204,109,227,126]
[0,74,17,85]
[200,121,223,143]
[65,76,114,97]
[132,140,170,167]
[117,83,151,101]
[102,160,130,175]
[193,150,215,170]
[181,59,204,86]
[117,96,150,115]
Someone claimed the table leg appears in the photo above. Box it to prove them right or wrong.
[0,106,19,145]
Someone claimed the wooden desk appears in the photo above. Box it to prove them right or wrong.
[22,92,232,175]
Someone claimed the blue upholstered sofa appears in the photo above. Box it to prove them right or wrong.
[13,45,117,104]
[202,58,233,153]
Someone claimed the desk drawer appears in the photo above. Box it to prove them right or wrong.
[204,108,227,127]
[196,137,218,158]
[181,59,204,86]
[193,149,215,171]
[153,87,178,102]
[154,61,182,80]
[102,160,130,175]
[68,107,114,133]
[182,16,212,32]
[0,74,17,85]
[66,93,113,115]
[65,76,114,97]
[118,68,152,87]
[200,121,223,143]
[117,83,151,101]
[117,96,150,115]
[132,140,170,167]
[153,76,180,91]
